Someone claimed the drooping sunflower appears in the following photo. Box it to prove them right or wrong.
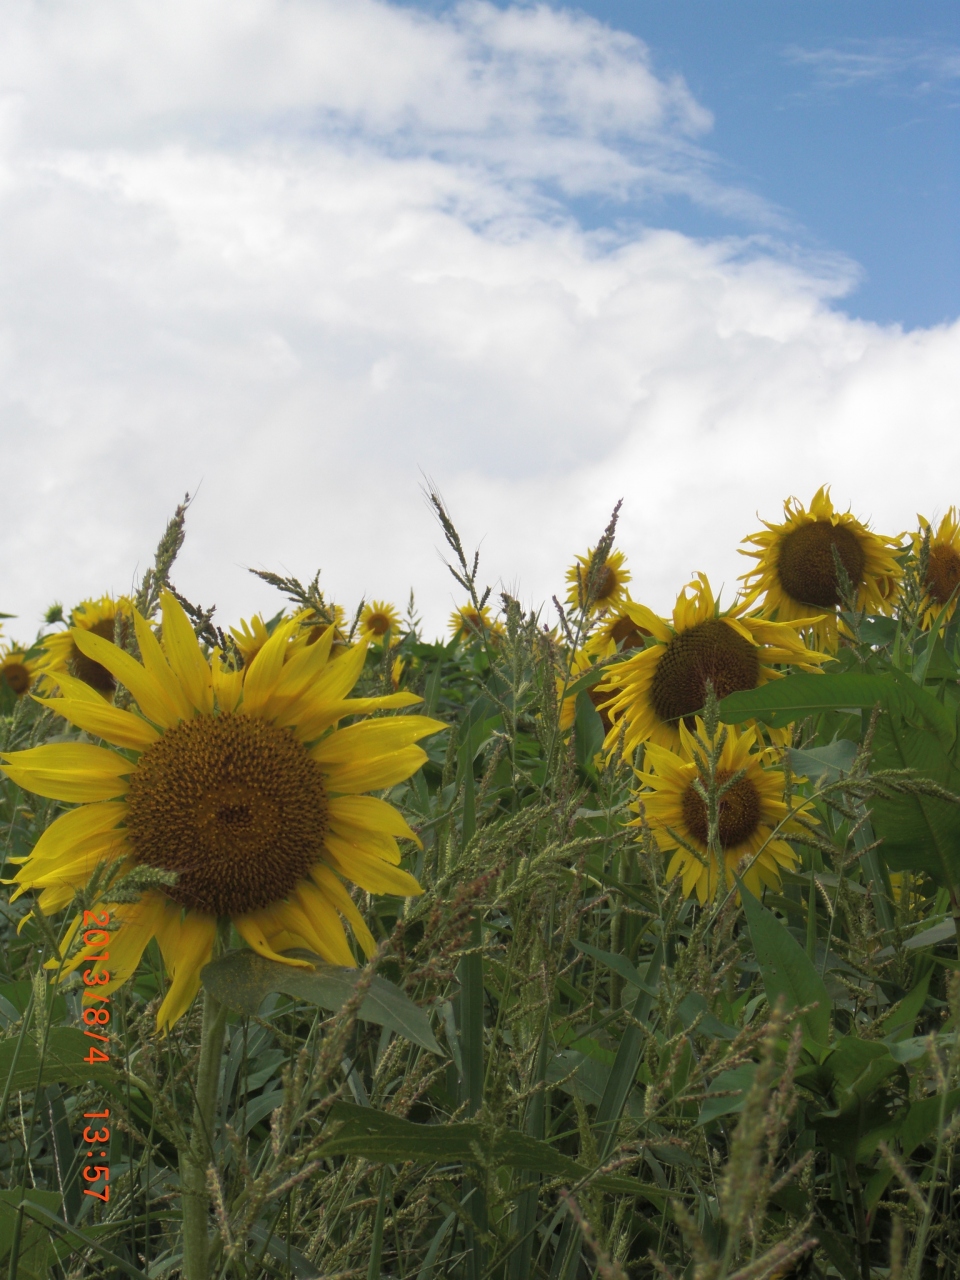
[0,643,40,699]
[40,595,134,698]
[2,593,445,1030]
[448,603,504,642]
[360,601,402,644]
[740,487,902,649]
[633,719,807,902]
[565,548,630,616]
[915,509,960,627]
[596,575,830,754]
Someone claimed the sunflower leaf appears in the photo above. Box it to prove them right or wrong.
[200,949,443,1055]
[719,670,955,743]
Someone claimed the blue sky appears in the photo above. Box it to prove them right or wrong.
[409,0,960,329]
[1,0,959,636]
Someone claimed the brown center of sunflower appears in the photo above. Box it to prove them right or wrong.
[776,520,866,609]
[926,543,960,607]
[609,615,648,650]
[681,770,762,849]
[2,663,31,696]
[650,619,760,728]
[593,564,616,602]
[367,612,392,637]
[125,712,328,917]
[70,618,119,694]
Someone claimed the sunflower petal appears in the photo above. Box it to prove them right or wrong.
[71,630,180,729]
[160,593,213,715]
[305,867,376,959]
[233,914,315,968]
[322,836,423,896]
[33,696,160,750]
[134,610,194,721]
[1,743,130,802]
[155,905,217,1031]
[328,795,420,846]
[241,616,300,715]
[311,716,446,768]
[323,746,428,794]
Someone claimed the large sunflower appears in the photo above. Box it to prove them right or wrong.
[0,643,40,699]
[40,595,134,698]
[565,548,630,616]
[2,593,444,1030]
[596,575,830,754]
[633,719,806,902]
[915,509,960,627]
[740,487,902,649]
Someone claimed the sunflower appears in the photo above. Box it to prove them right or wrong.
[40,595,134,698]
[448,603,504,642]
[586,604,651,659]
[633,719,806,902]
[915,509,960,627]
[229,614,273,665]
[596,575,830,754]
[565,548,630,615]
[740,487,902,649]
[0,643,40,699]
[2,592,445,1030]
[360,601,402,644]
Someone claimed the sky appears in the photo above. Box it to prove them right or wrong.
[1,0,958,641]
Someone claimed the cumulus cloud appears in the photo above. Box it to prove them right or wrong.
[0,0,958,639]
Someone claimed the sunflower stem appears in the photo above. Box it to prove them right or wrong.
[181,985,228,1280]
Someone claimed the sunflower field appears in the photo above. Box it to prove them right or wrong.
[1,488,960,1280]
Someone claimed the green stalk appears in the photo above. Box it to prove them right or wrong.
[181,986,228,1280]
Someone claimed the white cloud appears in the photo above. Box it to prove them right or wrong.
[0,0,958,641]
[785,38,960,97]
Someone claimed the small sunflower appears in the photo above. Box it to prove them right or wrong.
[596,575,830,754]
[740,487,902,649]
[633,719,806,902]
[40,595,134,698]
[915,510,960,627]
[229,614,273,666]
[449,603,503,642]
[565,548,630,615]
[3,592,445,1030]
[0,644,40,699]
[360,601,402,644]
[586,604,651,659]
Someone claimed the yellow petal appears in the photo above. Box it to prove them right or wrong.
[212,652,244,714]
[322,836,423,896]
[240,616,300,715]
[305,867,376,959]
[160,592,213,715]
[267,896,355,967]
[16,802,125,873]
[328,795,421,846]
[134,611,194,722]
[233,914,315,968]
[1,743,130,802]
[155,905,217,1031]
[65,893,166,993]
[33,696,159,750]
[71,629,179,729]
[310,716,446,768]
[42,671,107,704]
[323,745,428,795]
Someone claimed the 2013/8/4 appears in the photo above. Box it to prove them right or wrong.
[80,909,112,1202]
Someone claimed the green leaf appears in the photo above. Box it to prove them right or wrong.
[869,713,960,888]
[696,1064,757,1126]
[786,739,858,786]
[574,691,604,775]
[0,1190,62,1280]
[739,882,831,1049]
[571,941,648,993]
[318,1101,665,1204]
[719,670,955,742]
[200,950,442,1055]
[0,1027,115,1093]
